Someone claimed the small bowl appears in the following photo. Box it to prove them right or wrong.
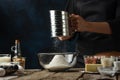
[0,54,11,63]
[97,66,117,77]
[38,52,77,71]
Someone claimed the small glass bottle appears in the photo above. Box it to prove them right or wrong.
[13,40,21,58]
[11,40,25,68]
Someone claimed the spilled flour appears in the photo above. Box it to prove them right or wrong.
[44,55,71,70]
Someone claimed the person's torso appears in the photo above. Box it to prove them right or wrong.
[68,0,117,53]
[74,0,116,21]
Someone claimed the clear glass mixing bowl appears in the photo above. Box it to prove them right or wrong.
[38,52,77,71]
[97,66,117,77]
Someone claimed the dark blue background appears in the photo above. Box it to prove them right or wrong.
[0,0,73,69]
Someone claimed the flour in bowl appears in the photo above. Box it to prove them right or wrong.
[44,55,71,70]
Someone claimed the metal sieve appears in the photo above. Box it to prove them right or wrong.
[49,10,70,37]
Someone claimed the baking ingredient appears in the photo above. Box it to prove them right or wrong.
[0,63,18,76]
[17,65,24,73]
[85,64,102,72]
[13,57,25,68]
[0,68,6,76]
[0,56,11,62]
[84,56,101,64]
[44,55,71,71]
[101,57,113,68]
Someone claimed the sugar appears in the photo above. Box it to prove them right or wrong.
[44,55,71,70]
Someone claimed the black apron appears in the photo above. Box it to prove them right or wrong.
[73,32,115,68]
[66,0,117,68]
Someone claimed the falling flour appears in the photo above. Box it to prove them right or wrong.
[44,55,71,70]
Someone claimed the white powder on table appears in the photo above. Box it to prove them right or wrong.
[44,55,71,70]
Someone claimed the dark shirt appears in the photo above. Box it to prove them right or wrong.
[66,0,120,54]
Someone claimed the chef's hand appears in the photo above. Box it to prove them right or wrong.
[58,13,111,41]
[70,14,89,32]
[58,14,88,41]
[69,14,111,34]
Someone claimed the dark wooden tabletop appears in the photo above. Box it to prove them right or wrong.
[12,68,83,80]
[1,68,119,80]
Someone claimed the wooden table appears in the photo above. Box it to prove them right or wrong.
[12,68,83,80]
[1,68,120,80]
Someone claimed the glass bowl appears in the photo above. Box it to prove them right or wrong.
[0,54,11,63]
[97,66,117,77]
[37,52,77,71]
